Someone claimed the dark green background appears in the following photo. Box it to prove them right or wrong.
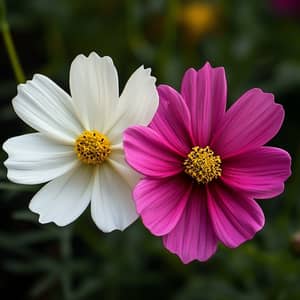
[1,0,300,299]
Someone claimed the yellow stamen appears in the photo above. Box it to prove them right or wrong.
[183,146,222,184]
[75,130,111,165]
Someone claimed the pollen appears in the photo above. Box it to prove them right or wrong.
[75,130,111,165]
[183,146,222,184]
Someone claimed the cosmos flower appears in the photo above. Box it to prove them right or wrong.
[3,52,158,232]
[124,63,291,263]
[178,2,218,43]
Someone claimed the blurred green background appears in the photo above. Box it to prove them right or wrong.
[1,0,300,299]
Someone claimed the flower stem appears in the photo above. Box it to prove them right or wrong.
[60,227,73,300]
[0,0,25,83]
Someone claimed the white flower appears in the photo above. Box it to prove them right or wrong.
[3,52,158,232]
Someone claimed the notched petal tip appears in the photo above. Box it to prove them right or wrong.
[94,214,138,233]
[71,52,114,64]
[5,169,24,185]
[199,62,226,77]
[203,61,213,68]
[88,51,100,58]
[91,166,139,233]
[182,67,197,79]
[32,73,48,81]
[183,62,225,79]
[229,217,265,249]
[37,214,70,227]
[211,87,285,158]
[286,152,292,176]
[181,61,228,146]
[70,52,116,78]
[105,64,158,143]
[28,166,92,227]
[163,234,217,264]
[2,140,9,153]
[157,84,176,93]
[28,203,51,225]
[15,74,42,94]
[70,53,86,65]
[248,87,285,124]
[208,185,266,249]
[88,52,115,65]
[137,65,156,82]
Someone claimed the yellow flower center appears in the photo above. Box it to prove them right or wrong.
[75,130,111,165]
[183,146,222,184]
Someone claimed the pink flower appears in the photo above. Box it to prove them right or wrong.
[123,63,291,263]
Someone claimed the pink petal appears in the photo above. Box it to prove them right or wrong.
[211,88,284,159]
[222,146,291,199]
[207,183,265,248]
[163,186,218,263]
[150,85,193,156]
[124,126,184,178]
[134,175,192,236]
[180,63,227,146]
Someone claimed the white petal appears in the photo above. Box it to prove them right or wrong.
[106,66,158,144]
[91,163,138,232]
[29,164,93,226]
[108,148,140,188]
[69,52,119,131]
[3,133,78,184]
[13,74,83,145]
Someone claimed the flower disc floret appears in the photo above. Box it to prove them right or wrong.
[75,130,111,165]
[183,146,222,184]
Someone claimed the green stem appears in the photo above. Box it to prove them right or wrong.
[60,227,73,300]
[0,0,25,83]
